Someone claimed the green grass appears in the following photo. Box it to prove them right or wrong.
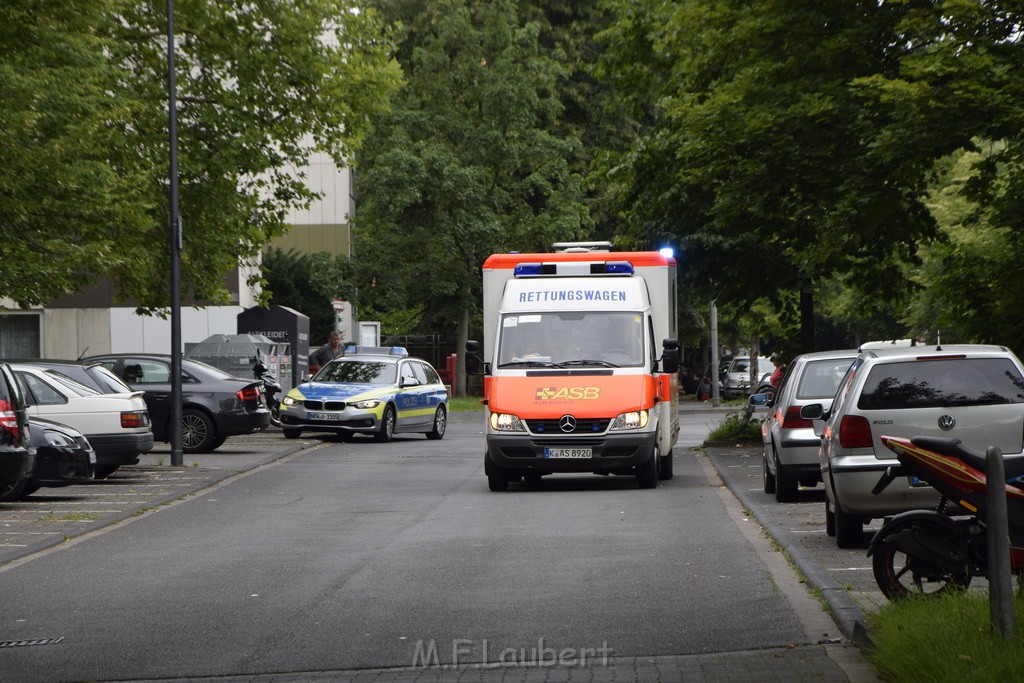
[867,591,1024,681]
[449,395,485,412]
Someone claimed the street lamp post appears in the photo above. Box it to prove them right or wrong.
[167,0,183,466]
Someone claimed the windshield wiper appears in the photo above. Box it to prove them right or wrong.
[499,360,560,368]
[559,359,620,368]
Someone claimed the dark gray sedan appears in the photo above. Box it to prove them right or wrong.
[84,354,270,453]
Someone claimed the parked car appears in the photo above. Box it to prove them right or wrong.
[2,359,136,395]
[279,351,448,442]
[722,356,775,400]
[0,417,97,501]
[7,363,153,478]
[750,350,858,503]
[800,344,1024,549]
[0,363,35,502]
[83,354,270,453]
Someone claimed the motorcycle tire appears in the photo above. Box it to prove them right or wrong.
[871,518,971,600]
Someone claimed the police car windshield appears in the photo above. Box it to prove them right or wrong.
[497,311,644,368]
[316,359,397,384]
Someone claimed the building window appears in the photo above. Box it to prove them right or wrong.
[0,313,41,357]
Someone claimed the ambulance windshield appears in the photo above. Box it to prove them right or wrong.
[497,312,645,368]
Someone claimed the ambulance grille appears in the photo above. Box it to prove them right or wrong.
[526,418,610,434]
[303,400,347,411]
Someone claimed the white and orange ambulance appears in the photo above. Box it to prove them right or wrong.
[467,242,680,491]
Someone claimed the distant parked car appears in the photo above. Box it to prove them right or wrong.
[801,344,1024,549]
[0,363,35,502]
[8,363,153,478]
[84,354,270,453]
[722,356,775,400]
[749,350,858,502]
[0,417,97,501]
[279,351,448,442]
[2,359,136,395]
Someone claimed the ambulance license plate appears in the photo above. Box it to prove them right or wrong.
[544,447,591,459]
[308,412,341,421]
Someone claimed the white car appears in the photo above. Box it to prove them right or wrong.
[9,363,154,478]
[801,344,1024,549]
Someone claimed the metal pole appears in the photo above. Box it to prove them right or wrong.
[167,0,183,466]
[710,300,720,407]
[986,446,1014,638]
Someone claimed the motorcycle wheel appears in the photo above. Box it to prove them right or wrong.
[871,519,971,600]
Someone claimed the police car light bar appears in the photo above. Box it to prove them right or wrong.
[513,261,635,277]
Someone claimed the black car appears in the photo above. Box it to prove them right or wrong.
[83,354,271,453]
[0,363,35,501]
[2,417,97,501]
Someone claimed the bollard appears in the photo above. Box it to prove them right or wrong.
[986,446,1014,638]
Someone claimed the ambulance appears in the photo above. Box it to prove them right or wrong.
[467,242,680,491]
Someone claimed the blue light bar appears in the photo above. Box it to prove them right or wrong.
[604,261,634,275]
[514,263,544,277]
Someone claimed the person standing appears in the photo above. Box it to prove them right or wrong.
[310,331,345,370]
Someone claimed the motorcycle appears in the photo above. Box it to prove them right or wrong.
[868,435,1024,600]
[252,354,282,429]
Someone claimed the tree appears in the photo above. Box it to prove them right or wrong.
[596,0,1024,354]
[355,0,589,395]
[1,0,401,311]
[261,248,357,346]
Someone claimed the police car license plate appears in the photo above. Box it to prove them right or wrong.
[544,447,591,459]
[308,411,340,421]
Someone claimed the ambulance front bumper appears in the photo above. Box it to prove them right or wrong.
[485,432,657,473]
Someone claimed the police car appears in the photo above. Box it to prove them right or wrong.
[279,348,448,442]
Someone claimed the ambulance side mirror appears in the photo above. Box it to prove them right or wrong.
[465,340,488,375]
[659,339,680,374]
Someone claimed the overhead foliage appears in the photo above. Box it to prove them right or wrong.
[0,0,401,311]
[354,0,590,341]
[596,0,1024,352]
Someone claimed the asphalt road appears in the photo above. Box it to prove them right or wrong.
[0,407,879,682]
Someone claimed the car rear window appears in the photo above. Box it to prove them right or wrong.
[857,357,1024,410]
[795,359,856,399]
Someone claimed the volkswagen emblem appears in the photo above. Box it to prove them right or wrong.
[938,414,956,431]
[559,415,577,433]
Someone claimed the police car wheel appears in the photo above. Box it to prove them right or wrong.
[375,405,396,443]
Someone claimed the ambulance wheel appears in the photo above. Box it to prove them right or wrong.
[636,448,659,489]
[657,450,674,480]
[485,452,509,492]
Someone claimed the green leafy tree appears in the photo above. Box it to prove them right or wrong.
[355,0,589,394]
[1,0,401,311]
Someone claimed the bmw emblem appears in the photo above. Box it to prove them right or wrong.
[559,415,577,433]
[938,415,955,431]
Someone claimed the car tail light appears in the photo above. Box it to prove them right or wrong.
[781,406,812,429]
[838,415,873,449]
[121,410,151,428]
[237,386,261,401]
[0,399,21,441]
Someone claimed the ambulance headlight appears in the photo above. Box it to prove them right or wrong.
[610,410,649,430]
[490,412,526,432]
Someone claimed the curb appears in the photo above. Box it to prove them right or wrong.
[704,447,872,647]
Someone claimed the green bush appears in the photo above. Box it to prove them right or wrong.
[708,411,762,442]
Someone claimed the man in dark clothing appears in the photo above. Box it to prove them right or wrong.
[310,331,344,370]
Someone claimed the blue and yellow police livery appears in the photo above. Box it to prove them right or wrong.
[279,351,448,442]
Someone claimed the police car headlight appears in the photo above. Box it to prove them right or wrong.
[610,410,648,431]
[490,412,525,432]
[282,396,300,407]
[351,399,381,409]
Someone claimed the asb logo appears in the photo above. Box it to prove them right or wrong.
[535,386,601,401]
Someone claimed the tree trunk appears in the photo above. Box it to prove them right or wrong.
[800,284,815,354]
[456,303,469,398]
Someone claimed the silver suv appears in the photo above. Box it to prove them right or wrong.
[752,350,858,502]
[802,344,1024,549]
[722,356,774,400]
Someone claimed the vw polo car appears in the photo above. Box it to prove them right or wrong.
[279,349,448,442]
